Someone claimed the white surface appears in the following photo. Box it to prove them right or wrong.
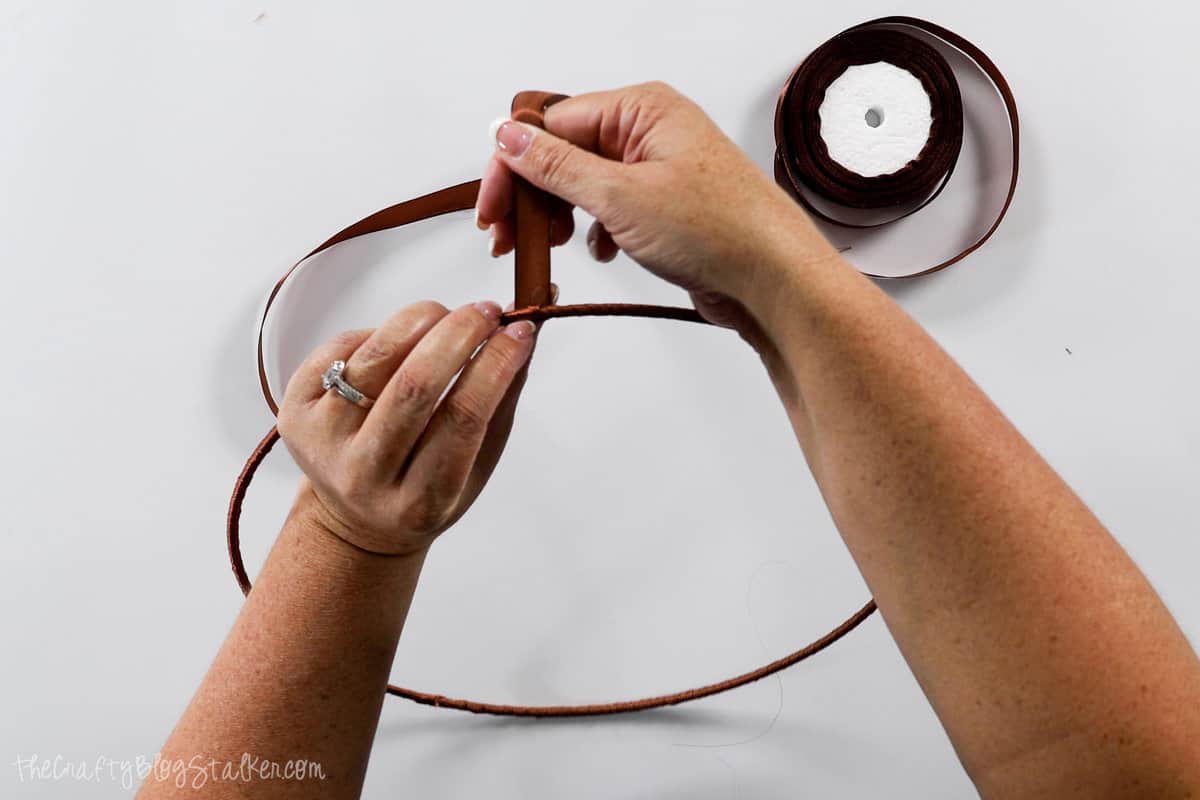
[2,1,1198,798]
[819,62,932,177]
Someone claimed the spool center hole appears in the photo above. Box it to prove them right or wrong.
[865,106,884,128]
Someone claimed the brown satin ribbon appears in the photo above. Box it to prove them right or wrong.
[778,28,963,213]
[228,17,1017,717]
[774,16,1020,277]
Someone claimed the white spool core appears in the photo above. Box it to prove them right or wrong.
[818,62,932,178]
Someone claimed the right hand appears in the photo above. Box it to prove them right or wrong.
[475,81,841,333]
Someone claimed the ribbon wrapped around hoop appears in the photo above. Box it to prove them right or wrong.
[227,16,1017,716]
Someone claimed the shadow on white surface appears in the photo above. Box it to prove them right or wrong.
[881,123,1044,320]
[209,288,279,448]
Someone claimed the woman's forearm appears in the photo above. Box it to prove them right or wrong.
[477,80,1200,795]
[138,487,424,799]
[744,235,1200,796]
[142,300,535,798]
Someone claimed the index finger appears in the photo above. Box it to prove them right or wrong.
[542,82,687,160]
[352,303,500,476]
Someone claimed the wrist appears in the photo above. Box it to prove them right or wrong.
[725,203,872,408]
[287,482,429,578]
[734,209,851,341]
[267,483,426,650]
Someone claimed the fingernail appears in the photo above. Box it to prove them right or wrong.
[488,234,496,257]
[504,320,536,340]
[492,119,532,157]
[488,117,506,147]
[587,233,600,261]
[474,300,501,320]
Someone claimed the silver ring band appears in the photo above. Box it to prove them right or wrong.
[321,360,375,409]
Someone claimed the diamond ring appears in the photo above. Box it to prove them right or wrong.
[321,360,375,409]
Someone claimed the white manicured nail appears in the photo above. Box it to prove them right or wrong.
[488,117,507,146]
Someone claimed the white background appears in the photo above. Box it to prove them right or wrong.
[3,1,1197,797]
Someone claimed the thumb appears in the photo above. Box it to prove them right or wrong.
[491,119,623,218]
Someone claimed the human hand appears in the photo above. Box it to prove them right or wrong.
[475,82,841,333]
[275,301,537,557]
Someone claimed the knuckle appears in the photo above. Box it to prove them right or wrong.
[446,305,494,345]
[388,369,434,408]
[408,299,449,323]
[485,335,526,375]
[533,142,577,190]
[638,80,678,106]
[404,494,448,533]
[328,328,368,351]
[443,393,489,437]
[595,174,628,216]
[352,336,393,368]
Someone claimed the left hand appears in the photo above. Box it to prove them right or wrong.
[276,299,538,557]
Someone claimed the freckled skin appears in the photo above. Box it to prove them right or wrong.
[142,83,1200,799]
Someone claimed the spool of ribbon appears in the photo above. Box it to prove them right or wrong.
[774,17,1019,277]
[228,17,1017,717]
